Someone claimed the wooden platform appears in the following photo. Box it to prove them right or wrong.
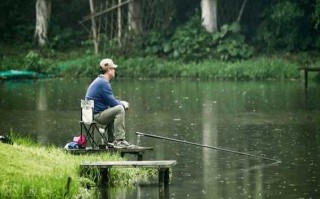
[298,66,320,88]
[80,160,177,187]
[66,146,153,160]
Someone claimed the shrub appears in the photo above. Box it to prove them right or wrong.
[144,14,253,62]
[23,51,48,73]
[215,23,254,61]
[255,1,311,51]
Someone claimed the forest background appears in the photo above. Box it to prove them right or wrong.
[1,0,320,80]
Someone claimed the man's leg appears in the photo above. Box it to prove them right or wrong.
[106,123,114,143]
[94,105,126,141]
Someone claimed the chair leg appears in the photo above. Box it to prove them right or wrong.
[80,123,109,149]
[80,123,97,148]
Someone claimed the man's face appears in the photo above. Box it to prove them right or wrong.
[108,67,115,78]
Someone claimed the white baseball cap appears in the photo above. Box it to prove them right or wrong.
[99,58,118,70]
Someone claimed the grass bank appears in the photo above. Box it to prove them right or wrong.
[11,54,306,80]
[1,46,320,80]
[116,56,303,80]
[33,54,306,80]
[0,132,153,198]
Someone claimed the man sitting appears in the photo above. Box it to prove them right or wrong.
[85,58,131,148]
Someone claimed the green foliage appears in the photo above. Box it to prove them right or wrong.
[144,31,169,56]
[312,0,320,50]
[0,44,311,80]
[56,55,99,78]
[0,1,35,43]
[23,51,49,73]
[313,0,320,29]
[116,55,300,80]
[0,46,29,71]
[144,14,253,62]
[1,0,320,54]
[50,27,82,50]
[0,142,80,198]
[256,1,311,51]
[0,131,153,198]
[168,14,213,61]
[215,23,254,61]
[8,129,38,147]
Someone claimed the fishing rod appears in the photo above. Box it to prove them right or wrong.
[136,132,281,164]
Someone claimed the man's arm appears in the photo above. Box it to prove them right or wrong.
[101,82,122,107]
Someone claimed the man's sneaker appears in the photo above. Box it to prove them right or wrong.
[106,142,114,148]
[113,140,133,149]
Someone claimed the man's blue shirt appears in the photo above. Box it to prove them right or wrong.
[85,75,122,113]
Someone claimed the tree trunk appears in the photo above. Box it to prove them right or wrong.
[237,0,248,23]
[89,0,99,55]
[34,0,51,47]
[201,0,218,32]
[117,0,122,47]
[128,0,142,35]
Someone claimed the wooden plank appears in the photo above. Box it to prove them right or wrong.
[306,68,320,72]
[80,160,176,168]
[67,146,153,160]
[298,66,320,70]
[67,146,153,154]
[299,67,320,72]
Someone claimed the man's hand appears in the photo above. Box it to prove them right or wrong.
[121,101,130,109]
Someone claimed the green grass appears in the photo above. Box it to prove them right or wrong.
[0,142,85,198]
[1,46,318,80]
[116,55,301,80]
[0,132,154,198]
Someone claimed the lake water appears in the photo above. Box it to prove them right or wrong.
[1,78,320,199]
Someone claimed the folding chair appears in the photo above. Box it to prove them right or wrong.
[80,99,108,149]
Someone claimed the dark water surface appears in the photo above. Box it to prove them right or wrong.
[1,78,320,199]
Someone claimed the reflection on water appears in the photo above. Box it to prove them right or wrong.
[36,83,48,143]
[93,185,170,199]
[202,95,218,198]
[1,78,320,198]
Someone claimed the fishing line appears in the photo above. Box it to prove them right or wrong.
[136,132,281,164]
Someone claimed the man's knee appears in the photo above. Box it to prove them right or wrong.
[115,105,125,114]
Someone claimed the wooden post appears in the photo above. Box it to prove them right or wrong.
[304,68,308,88]
[89,0,99,55]
[100,168,109,186]
[158,168,170,187]
[158,185,169,199]
[137,152,143,161]
[163,168,170,186]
